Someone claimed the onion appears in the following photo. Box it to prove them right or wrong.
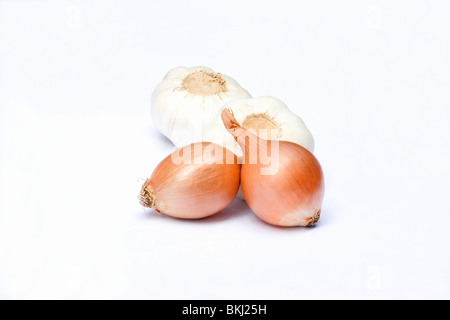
[140,142,241,219]
[221,109,325,227]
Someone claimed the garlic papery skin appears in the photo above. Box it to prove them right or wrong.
[202,96,315,159]
[221,109,324,227]
[151,66,251,148]
[139,142,241,219]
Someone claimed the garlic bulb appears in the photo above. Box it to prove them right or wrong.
[140,142,241,219]
[221,109,324,227]
[151,66,251,147]
[202,96,315,158]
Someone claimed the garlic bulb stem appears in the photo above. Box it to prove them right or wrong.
[179,70,227,96]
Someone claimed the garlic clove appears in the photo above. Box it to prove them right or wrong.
[140,142,241,219]
[151,66,251,148]
[221,109,325,227]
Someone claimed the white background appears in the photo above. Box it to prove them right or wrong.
[0,0,449,300]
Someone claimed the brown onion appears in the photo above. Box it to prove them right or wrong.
[140,142,241,219]
[221,109,325,227]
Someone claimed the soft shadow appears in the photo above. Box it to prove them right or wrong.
[141,197,250,224]
[141,198,339,229]
[193,197,251,224]
[313,201,340,227]
[150,127,173,146]
[250,218,316,233]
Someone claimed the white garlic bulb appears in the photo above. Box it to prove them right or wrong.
[151,66,251,147]
[202,96,315,158]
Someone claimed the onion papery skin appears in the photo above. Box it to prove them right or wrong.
[221,109,325,227]
[140,142,241,219]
